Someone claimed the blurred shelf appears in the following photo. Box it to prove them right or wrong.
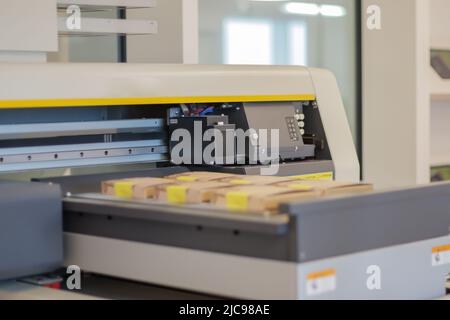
[431,94,450,101]
[57,0,156,9]
[58,17,157,36]
[430,67,450,100]
[430,156,450,168]
[431,45,450,51]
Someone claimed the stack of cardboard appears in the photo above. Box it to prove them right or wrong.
[100,171,373,215]
[276,180,373,197]
[101,174,237,204]
[156,181,234,205]
[101,177,174,200]
[212,185,320,214]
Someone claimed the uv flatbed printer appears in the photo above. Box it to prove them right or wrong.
[1,63,450,299]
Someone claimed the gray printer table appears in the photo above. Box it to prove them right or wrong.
[33,170,450,299]
[0,279,448,300]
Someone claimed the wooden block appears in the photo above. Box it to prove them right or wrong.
[213,185,320,214]
[276,180,373,197]
[219,175,296,186]
[157,181,235,204]
[101,177,174,199]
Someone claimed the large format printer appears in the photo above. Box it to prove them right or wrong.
[1,63,450,299]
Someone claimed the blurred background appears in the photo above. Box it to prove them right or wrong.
[49,0,360,155]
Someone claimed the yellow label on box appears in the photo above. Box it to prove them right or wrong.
[286,184,314,191]
[290,172,334,181]
[114,181,134,199]
[229,179,253,185]
[226,192,249,211]
[176,176,198,182]
[167,185,188,204]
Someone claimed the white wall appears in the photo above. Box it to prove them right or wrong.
[0,0,57,62]
[127,0,198,63]
[363,0,430,189]
[430,0,450,49]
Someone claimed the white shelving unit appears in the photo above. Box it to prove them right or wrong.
[430,0,450,169]
[362,0,430,189]
[57,0,156,9]
[363,0,450,188]
[430,53,450,167]
[56,0,157,36]
[57,17,157,35]
[430,70,450,100]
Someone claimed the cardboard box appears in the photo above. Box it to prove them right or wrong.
[165,171,238,182]
[157,181,234,204]
[102,177,174,199]
[213,185,320,214]
[276,180,373,197]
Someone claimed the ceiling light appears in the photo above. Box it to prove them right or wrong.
[320,5,346,17]
[283,2,347,17]
[283,2,320,15]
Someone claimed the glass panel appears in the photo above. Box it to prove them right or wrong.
[224,19,274,65]
[199,0,359,143]
[289,22,308,66]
